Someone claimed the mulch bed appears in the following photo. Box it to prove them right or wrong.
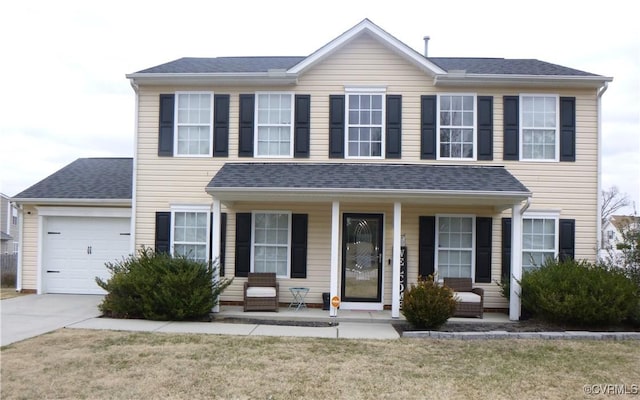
[392,319,640,334]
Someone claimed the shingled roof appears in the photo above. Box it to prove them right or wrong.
[135,56,598,77]
[207,163,530,194]
[13,158,133,201]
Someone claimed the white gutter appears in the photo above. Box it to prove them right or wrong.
[129,80,139,255]
[520,196,532,215]
[126,72,298,86]
[596,82,610,259]
[10,198,131,206]
[433,74,613,89]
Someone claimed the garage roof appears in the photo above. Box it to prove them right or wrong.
[12,158,132,203]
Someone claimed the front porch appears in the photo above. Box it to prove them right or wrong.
[215,305,511,324]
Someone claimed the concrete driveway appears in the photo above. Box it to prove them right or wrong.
[1,294,103,346]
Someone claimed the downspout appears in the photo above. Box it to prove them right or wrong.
[596,82,609,260]
[128,79,139,254]
[520,196,531,215]
[14,203,23,292]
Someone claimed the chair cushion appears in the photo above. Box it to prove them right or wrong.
[246,287,277,297]
[454,291,481,303]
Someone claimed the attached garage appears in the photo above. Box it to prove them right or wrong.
[11,158,133,294]
[42,215,130,294]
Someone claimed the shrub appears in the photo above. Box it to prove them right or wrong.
[520,258,639,326]
[402,275,457,329]
[96,247,233,321]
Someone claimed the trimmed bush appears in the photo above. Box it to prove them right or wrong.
[96,247,232,321]
[520,258,639,326]
[402,275,458,329]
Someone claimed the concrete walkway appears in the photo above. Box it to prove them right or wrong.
[1,294,103,346]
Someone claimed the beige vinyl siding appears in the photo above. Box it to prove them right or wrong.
[133,32,600,310]
[19,205,39,290]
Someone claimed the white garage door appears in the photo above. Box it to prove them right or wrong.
[43,216,131,294]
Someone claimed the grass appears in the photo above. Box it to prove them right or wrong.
[2,329,639,399]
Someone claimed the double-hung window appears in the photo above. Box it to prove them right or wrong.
[438,94,476,159]
[255,93,294,157]
[175,92,214,156]
[521,95,558,161]
[172,208,209,263]
[436,216,475,279]
[252,212,291,277]
[522,213,558,272]
[346,90,385,158]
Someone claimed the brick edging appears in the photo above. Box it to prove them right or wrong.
[402,331,640,340]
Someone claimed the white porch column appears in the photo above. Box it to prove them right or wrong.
[211,198,221,313]
[509,202,523,320]
[391,202,402,318]
[329,201,340,317]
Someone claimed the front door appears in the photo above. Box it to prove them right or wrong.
[341,213,383,303]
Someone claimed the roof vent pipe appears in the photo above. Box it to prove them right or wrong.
[423,36,430,57]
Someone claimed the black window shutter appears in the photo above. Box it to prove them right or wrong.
[503,96,519,160]
[235,213,252,277]
[501,218,512,280]
[477,96,494,160]
[294,95,311,158]
[418,216,436,278]
[560,97,576,162]
[420,95,437,159]
[558,219,575,261]
[155,212,171,254]
[158,94,175,157]
[213,94,230,157]
[211,212,227,276]
[290,214,308,278]
[475,217,492,283]
[329,95,345,158]
[386,95,402,159]
[238,94,255,157]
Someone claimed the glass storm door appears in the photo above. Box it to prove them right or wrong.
[342,214,383,302]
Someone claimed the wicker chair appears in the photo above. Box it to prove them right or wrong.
[443,277,484,318]
[244,272,279,312]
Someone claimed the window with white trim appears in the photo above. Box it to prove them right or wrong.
[522,213,558,272]
[172,209,209,263]
[436,216,474,278]
[13,242,18,254]
[11,207,17,225]
[521,95,558,161]
[252,212,290,277]
[255,93,294,157]
[346,92,384,158]
[175,92,213,156]
[438,94,476,159]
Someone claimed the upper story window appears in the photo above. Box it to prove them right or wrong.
[255,93,294,157]
[438,94,476,160]
[521,95,558,161]
[346,90,385,158]
[175,92,213,156]
[11,207,17,225]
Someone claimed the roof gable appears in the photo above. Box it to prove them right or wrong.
[287,18,446,76]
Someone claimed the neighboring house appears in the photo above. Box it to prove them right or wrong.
[11,158,132,294]
[0,193,19,255]
[602,215,640,256]
[15,19,612,320]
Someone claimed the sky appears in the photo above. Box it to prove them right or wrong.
[1,0,638,213]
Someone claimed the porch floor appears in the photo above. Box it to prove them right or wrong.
[215,306,511,324]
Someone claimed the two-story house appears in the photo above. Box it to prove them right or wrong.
[13,19,612,320]
[1,193,19,255]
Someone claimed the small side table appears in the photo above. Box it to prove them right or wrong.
[288,287,309,311]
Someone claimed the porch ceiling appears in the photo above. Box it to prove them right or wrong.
[206,163,531,210]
